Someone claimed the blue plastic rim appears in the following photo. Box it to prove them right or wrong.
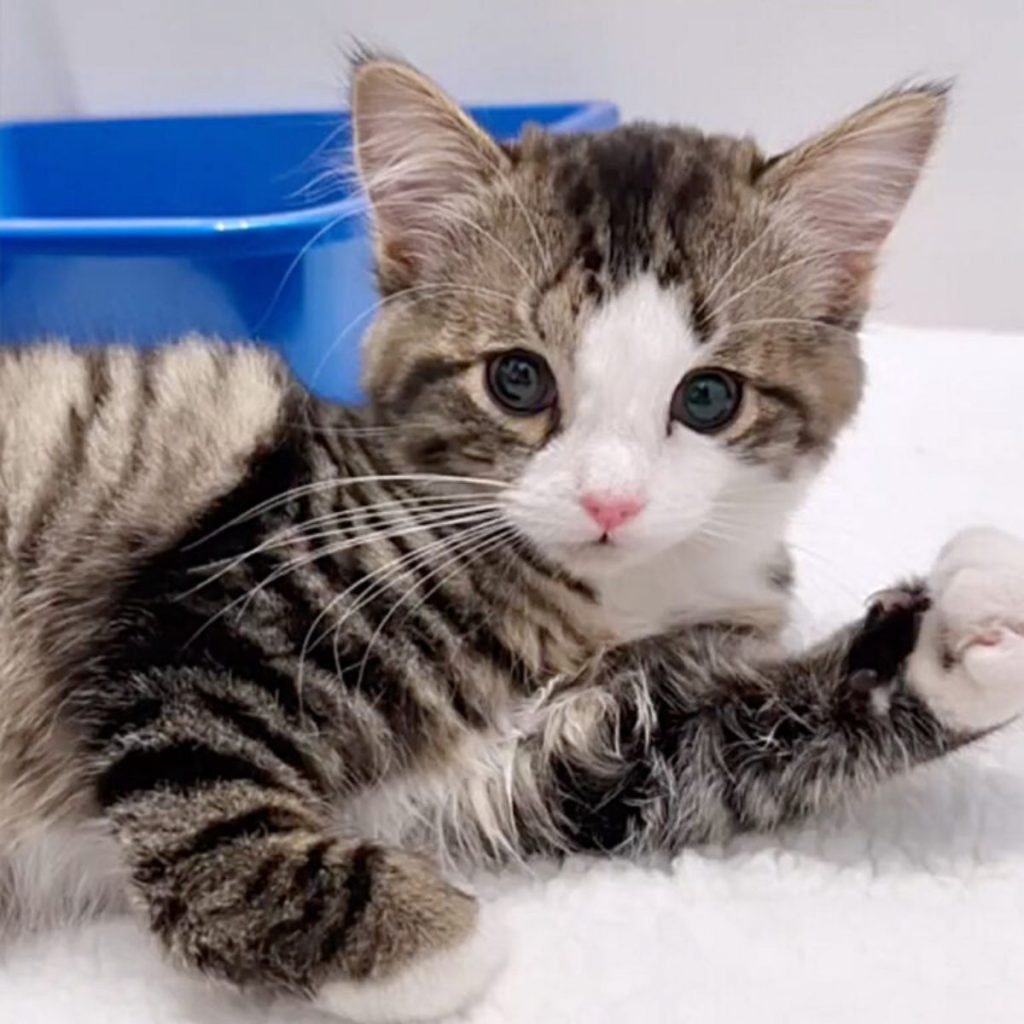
[0,102,619,402]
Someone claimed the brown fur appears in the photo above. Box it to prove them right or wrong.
[0,57,963,1020]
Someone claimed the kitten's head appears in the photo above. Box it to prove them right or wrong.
[351,58,945,579]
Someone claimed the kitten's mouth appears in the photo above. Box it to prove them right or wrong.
[560,533,637,568]
[530,529,648,576]
[581,533,620,551]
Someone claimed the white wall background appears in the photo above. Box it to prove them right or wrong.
[2,0,1022,330]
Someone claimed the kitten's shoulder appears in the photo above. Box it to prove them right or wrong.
[0,334,291,445]
[136,334,293,452]
[0,336,294,553]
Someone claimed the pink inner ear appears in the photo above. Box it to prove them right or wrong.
[351,63,507,280]
[766,90,946,260]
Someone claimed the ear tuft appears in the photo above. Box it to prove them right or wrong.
[350,57,508,292]
[758,83,949,276]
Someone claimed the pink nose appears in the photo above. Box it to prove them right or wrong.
[580,493,646,534]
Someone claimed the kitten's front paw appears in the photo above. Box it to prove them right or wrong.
[908,527,1024,732]
[848,581,931,685]
[317,904,505,1023]
[314,853,506,1023]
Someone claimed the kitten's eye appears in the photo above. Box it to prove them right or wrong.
[486,350,557,415]
[671,369,742,433]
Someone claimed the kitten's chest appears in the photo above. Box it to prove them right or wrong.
[338,543,790,859]
[337,725,526,863]
[338,687,595,864]
[595,539,791,642]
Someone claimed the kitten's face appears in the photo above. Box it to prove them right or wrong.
[353,62,944,580]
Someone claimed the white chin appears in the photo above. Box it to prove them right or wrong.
[548,538,658,578]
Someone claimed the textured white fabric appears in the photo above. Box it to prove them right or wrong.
[4,325,1024,1023]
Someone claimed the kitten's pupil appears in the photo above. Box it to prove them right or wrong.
[690,380,718,411]
[487,350,556,415]
[672,370,741,433]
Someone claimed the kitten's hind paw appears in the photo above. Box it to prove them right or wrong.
[908,527,1024,732]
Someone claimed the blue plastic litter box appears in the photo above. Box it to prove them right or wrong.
[0,102,618,402]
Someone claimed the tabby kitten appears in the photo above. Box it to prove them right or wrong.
[2,56,1024,1022]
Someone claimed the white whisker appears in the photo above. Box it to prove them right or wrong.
[700,215,783,312]
[353,522,518,688]
[185,507,505,647]
[306,517,507,688]
[722,316,860,340]
[704,247,862,323]
[184,472,507,550]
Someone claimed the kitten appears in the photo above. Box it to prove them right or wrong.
[2,55,1023,1022]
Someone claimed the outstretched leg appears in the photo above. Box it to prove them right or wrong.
[92,668,501,1021]
[500,527,1024,855]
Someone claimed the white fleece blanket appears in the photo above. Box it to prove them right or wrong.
[3,325,1024,1023]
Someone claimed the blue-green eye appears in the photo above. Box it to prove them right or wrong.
[486,350,557,415]
[671,369,742,432]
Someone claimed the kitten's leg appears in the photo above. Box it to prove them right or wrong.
[522,527,1024,853]
[94,672,502,1022]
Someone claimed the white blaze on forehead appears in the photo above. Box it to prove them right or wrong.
[570,274,701,494]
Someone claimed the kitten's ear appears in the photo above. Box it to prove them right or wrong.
[757,84,949,279]
[350,56,509,291]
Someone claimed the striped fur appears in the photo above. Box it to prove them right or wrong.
[3,60,1022,1023]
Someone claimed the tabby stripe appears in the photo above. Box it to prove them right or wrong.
[419,577,522,684]
[726,415,780,453]
[391,595,515,719]
[294,536,440,697]
[223,655,331,728]
[313,420,381,479]
[513,538,595,601]
[392,356,473,409]
[384,525,522,685]
[471,541,595,663]
[753,383,815,448]
[66,352,110,481]
[143,599,332,727]
[259,557,399,684]
[320,844,377,969]
[16,358,105,564]
[137,806,303,884]
[244,850,285,902]
[191,633,328,727]
[260,840,338,950]
[195,690,329,792]
[286,841,337,939]
[97,742,280,807]
[82,359,154,549]
[369,519,529,701]
[346,426,394,477]
[91,696,165,746]
[341,644,430,738]
[326,574,447,688]
[86,349,113,408]
[182,806,302,861]
[818,312,863,334]
[293,837,332,891]
[177,427,308,557]
[328,475,390,533]
[152,895,187,934]
[262,559,430,737]
[689,281,714,341]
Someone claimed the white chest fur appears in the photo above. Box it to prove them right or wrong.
[596,531,792,641]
